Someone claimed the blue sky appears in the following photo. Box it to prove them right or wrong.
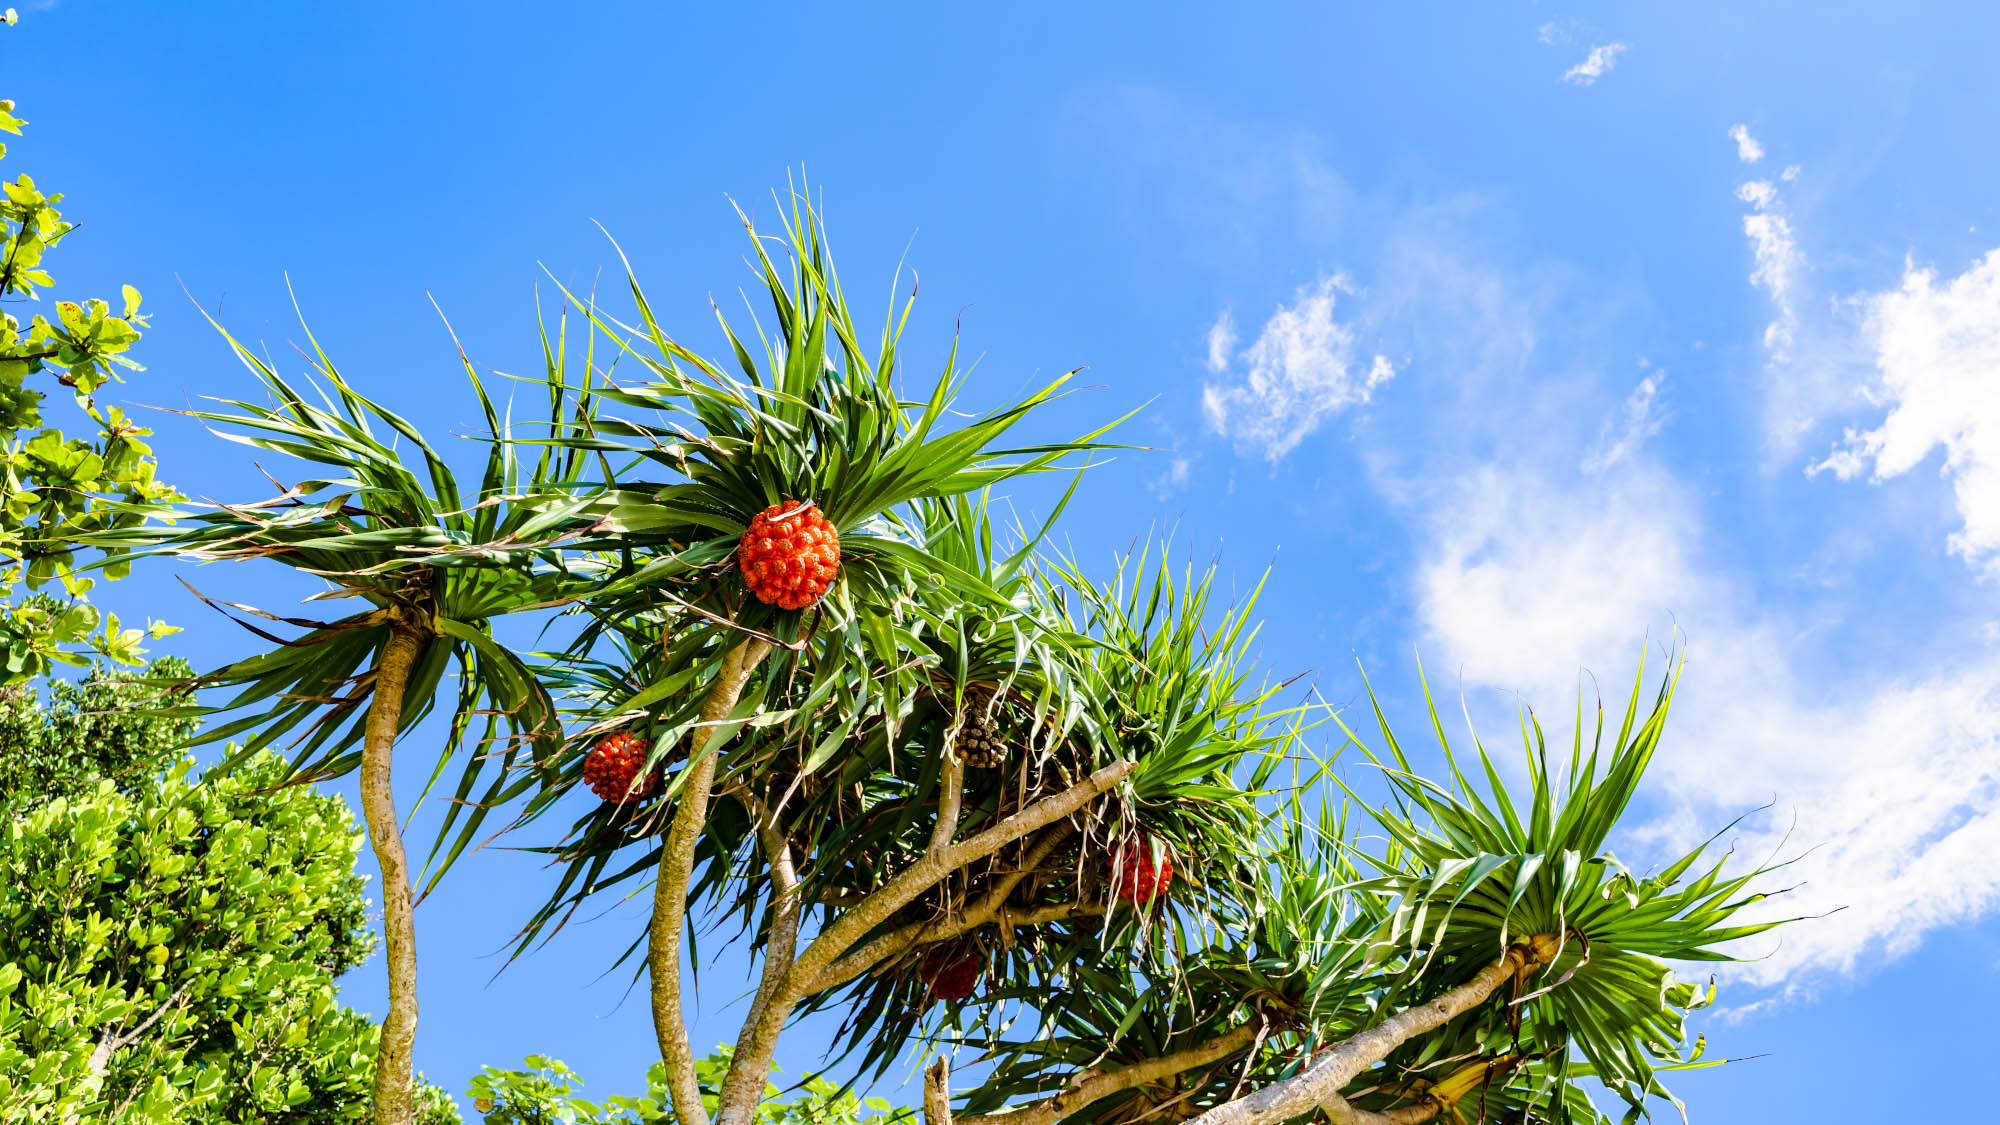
[10,1,2000,1119]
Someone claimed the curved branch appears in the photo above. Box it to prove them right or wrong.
[811,824,1080,993]
[805,760,1133,976]
[815,899,1103,995]
[650,637,772,1125]
[1179,936,1561,1125]
[958,1021,1265,1125]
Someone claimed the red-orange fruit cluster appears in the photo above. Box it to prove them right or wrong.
[584,731,657,803]
[738,500,841,610]
[917,949,982,1003]
[1111,836,1175,905]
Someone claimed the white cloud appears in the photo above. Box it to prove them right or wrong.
[1582,369,1668,473]
[1728,151,1877,457]
[1729,124,1766,164]
[1202,275,1395,461]
[1738,177,1803,359]
[1811,250,2000,575]
[1563,43,1629,86]
[1538,22,1567,46]
[1414,462,2000,988]
[1416,467,1701,681]
[1205,310,1237,374]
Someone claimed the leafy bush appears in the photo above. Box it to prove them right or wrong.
[0,652,195,812]
[0,746,456,1121]
[465,1046,911,1125]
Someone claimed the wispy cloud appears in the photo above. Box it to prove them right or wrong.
[1582,367,1668,473]
[1201,275,1395,462]
[1537,19,1629,87]
[1730,124,1766,164]
[1563,43,1629,86]
[1726,137,1876,457]
[1738,176,1804,359]
[1205,309,1237,374]
[1811,250,2000,575]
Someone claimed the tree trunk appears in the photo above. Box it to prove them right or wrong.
[924,1057,954,1125]
[361,621,429,1125]
[651,637,772,1125]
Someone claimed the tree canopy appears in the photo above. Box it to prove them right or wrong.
[0,85,179,683]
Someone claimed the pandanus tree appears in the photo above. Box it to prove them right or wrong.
[499,194,1122,1125]
[500,199,1796,1125]
[95,311,604,1123]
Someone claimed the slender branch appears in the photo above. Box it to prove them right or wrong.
[84,974,206,1125]
[804,824,1080,988]
[1292,1095,1447,1125]
[805,763,1130,978]
[731,784,804,1067]
[813,898,1101,996]
[1356,1052,1529,1125]
[649,636,773,1125]
[811,817,1078,993]
[930,744,965,858]
[105,968,206,1051]
[714,760,1139,1125]
[1297,1100,1437,1125]
[1178,936,1562,1125]
[958,1022,1265,1125]
[997,823,1078,900]
[811,822,1068,918]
